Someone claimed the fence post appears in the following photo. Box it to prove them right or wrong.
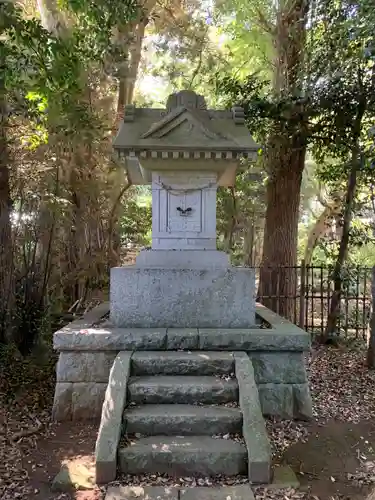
[366,266,375,369]
[299,259,306,329]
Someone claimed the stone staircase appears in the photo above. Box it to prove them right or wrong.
[116,351,259,478]
[95,349,271,484]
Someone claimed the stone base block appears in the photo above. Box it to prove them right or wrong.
[135,249,230,268]
[110,266,256,328]
[56,352,117,382]
[52,382,107,421]
[258,383,312,420]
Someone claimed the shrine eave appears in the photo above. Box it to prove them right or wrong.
[114,149,258,161]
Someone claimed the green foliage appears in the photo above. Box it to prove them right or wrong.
[213,0,275,81]
[120,192,152,247]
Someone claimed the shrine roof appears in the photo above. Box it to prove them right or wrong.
[113,90,259,158]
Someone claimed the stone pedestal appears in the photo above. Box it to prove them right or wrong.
[135,249,230,268]
[110,264,256,328]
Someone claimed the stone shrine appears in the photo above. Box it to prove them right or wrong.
[52,90,313,491]
[111,90,259,328]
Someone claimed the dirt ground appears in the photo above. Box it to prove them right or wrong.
[282,420,375,499]
[9,417,375,500]
[2,345,375,500]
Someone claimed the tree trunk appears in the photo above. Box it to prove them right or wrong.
[0,79,14,343]
[36,0,67,36]
[258,0,309,319]
[243,219,255,266]
[258,139,305,319]
[304,198,342,265]
[110,10,153,266]
[367,267,375,369]
[322,145,361,340]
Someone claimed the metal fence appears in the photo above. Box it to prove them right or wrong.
[255,263,373,341]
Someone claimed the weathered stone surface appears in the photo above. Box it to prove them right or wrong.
[110,267,256,328]
[51,459,95,492]
[250,352,307,384]
[166,329,199,350]
[268,465,300,489]
[128,376,238,405]
[293,383,313,420]
[199,329,309,352]
[255,305,311,349]
[180,486,255,500]
[105,486,179,500]
[52,382,73,421]
[56,352,117,382]
[96,352,132,484]
[118,436,247,476]
[125,404,242,436]
[257,384,294,419]
[234,353,271,484]
[136,250,230,269]
[71,382,107,421]
[131,351,234,376]
[54,328,167,351]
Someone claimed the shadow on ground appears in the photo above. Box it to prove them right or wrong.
[281,420,375,499]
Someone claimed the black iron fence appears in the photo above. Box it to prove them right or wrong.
[255,263,373,341]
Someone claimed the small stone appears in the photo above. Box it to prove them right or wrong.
[51,460,95,492]
[268,465,300,489]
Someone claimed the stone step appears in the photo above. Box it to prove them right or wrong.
[105,485,256,500]
[128,376,238,405]
[125,404,242,436]
[118,436,247,477]
[131,351,235,376]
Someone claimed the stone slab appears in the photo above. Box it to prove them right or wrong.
[125,404,242,436]
[105,486,178,500]
[167,328,199,350]
[250,352,307,384]
[293,383,313,420]
[110,267,256,328]
[54,328,167,351]
[255,304,311,348]
[71,382,107,421]
[198,328,309,352]
[257,383,294,419]
[128,375,238,405]
[268,465,300,489]
[234,353,271,484]
[135,249,230,268]
[52,382,73,421]
[180,486,255,500]
[56,352,117,382]
[96,352,132,484]
[131,351,235,376]
[118,436,247,476]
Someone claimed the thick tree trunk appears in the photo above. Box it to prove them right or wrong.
[258,140,305,319]
[258,0,309,320]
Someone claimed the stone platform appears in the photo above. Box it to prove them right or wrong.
[52,303,312,422]
[52,302,312,487]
